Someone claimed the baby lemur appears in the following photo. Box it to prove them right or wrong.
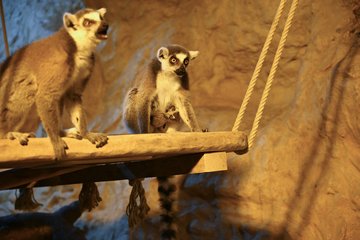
[0,8,109,160]
[123,44,202,240]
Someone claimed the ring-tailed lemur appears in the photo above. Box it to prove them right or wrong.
[123,44,202,239]
[0,8,109,160]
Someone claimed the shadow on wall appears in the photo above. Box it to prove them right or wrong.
[0,201,85,240]
[278,16,360,238]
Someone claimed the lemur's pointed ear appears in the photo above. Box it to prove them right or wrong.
[157,47,169,60]
[63,13,78,30]
[189,51,199,60]
[98,8,107,18]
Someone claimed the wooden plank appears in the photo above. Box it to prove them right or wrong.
[191,152,227,172]
[0,131,247,169]
[0,153,228,189]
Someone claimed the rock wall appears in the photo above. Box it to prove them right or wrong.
[1,0,360,239]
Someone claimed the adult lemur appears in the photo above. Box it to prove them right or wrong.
[0,8,109,160]
[123,44,202,239]
[0,8,109,211]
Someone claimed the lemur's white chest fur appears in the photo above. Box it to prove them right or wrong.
[155,52,188,112]
[156,71,181,112]
[73,53,92,81]
[66,11,101,86]
[68,42,95,87]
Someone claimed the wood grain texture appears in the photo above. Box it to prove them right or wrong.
[0,131,247,169]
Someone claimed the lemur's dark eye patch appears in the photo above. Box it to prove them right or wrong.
[184,58,189,66]
[169,56,178,65]
[83,18,96,27]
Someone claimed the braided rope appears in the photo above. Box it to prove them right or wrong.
[0,0,10,57]
[248,0,299,148]
[126,179,150,229]
[232,0,287,132]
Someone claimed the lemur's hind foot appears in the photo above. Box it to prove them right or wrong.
[84,132,108,148]
[61,128,83,140]
[61,128,108,148]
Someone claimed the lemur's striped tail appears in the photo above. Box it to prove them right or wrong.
[157,176,177,240]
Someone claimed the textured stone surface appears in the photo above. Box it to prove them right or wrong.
[1,0,360,239]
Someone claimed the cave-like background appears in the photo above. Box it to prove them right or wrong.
[1,0,360,239]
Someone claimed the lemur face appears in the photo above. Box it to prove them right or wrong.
[63,8,109,44]
[157,45,199,76]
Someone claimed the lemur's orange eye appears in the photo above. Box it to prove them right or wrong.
[184,58,189,66]
[83,19,94,27]
[170,57,178,64]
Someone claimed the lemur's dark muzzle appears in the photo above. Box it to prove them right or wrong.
[175,65,186,76]
[96,22,109,40]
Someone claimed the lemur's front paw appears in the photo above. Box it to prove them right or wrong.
[166,111,180,121]
[165,106,180,121]
[7,132,36,146]
[85,132,108,148]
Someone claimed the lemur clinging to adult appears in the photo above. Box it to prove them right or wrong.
[0,8,109,160]
[0,8,109,211]
[123,44,202,239]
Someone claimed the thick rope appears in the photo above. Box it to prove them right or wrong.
[232,0,287,132]
[79,182,102,211]
[126,179,150,229]
[0,0,10,57]
[248,0,299,148]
